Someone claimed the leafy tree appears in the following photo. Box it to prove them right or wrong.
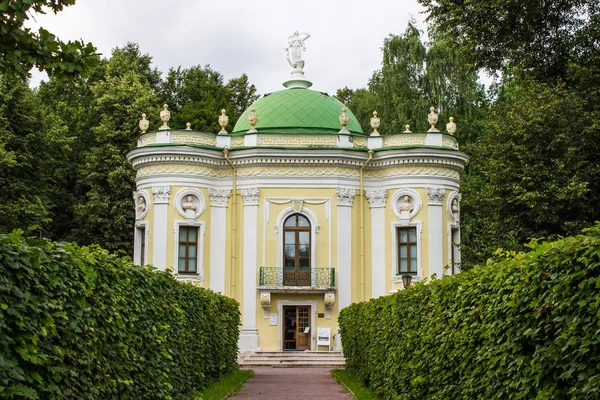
[0,75,71,234]
[335,87,378,133]
[417,0,599,81]
[460,80,600,267]
[0,0,98,79]
[159,65,257,132]
[72,46,159,253]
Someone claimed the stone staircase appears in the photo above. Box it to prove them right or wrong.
[239,351,345,368]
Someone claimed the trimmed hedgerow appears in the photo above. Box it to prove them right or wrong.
[339,223,600,399]
[0,231,240,399]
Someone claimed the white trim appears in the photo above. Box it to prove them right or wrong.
[134,222,148,266]
[428,199,444,279]
[209,206,227,293]
[172,220,206,281]
[391,221,423,282]
[240,199,259,350]
[152,200,169,271]
[174,187,206,220]
[277,300,318,351]
[337,204,352,311]
[391,188,422,220]
[371,207,386,298]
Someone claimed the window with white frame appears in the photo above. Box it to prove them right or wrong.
[178,226,199,274]
[397,226,418,275]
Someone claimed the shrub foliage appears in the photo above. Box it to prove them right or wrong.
[339,224,600,399]
[0,231,240,399]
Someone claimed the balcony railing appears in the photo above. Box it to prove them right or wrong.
[259,267,335,288]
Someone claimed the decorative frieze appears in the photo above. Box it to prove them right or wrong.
[336,188,356,207]
[241,188,260,206]
[426,187,445,205]
[152,186,171,204]
[366,189,387,208]
[208,189,232,207]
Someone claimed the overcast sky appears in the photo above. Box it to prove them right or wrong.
[27,0,428,95]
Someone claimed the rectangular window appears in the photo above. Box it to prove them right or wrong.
[139,227,146,266]
[451,228,460,274]
[397,227,417,275]
[178,226,198,274]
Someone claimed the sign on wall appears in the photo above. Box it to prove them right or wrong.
[317,327,330,346]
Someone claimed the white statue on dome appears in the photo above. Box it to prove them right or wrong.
[286,31,311,70]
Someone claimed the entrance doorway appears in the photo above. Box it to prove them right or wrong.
[283,306,311,350]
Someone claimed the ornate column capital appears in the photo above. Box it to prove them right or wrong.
[366,189,387,208]
[336,188,356,207]
[208,189,232,207]
[152,186,171,204]
[426,187,445,205]
[241,188,260,206]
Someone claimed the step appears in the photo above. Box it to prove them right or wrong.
[239,351,345,367]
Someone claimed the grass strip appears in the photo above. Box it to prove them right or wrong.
[194,369,254,400]
[332,369,383,400]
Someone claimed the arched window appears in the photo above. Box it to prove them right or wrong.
[283,214,311,286]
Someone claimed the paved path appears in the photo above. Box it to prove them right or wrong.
[232,368,352,399]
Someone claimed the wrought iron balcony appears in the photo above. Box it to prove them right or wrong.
[259,267,335,289]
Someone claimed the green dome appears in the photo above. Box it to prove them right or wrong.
[232,88,364,135]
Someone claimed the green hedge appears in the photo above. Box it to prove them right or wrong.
[0,231,240,399]
[339,224,600,399]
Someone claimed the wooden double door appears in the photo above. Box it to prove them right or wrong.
[283,306,311,350]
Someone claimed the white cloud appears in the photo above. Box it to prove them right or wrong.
[27,0,427,95]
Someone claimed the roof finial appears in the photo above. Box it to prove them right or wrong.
[248,109,258,133]
[339,108,350,134]
[446,116,456,135]
[403,124,412,133]
[370,111,380,136]
[160,104,170,130]
[427,106,439,132]
[283,31,313,89]
[185,122,192,130]
[218,109,229,134]
[138,113,149,133]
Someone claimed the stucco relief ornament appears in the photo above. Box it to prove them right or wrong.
[152,186,171,204]
[336,187,356,207]
[208,189,231,207]
[247,109,258,133]
[398,196,413,214]
[137,196,146,214]
[185,122,192,130]
[218,109,229,134]
[160,104,171,129]
[451,198,459,214]
[370,111,381,136]
[339,108,350,133]
[426,187,445,205]
[366,189,387,208]
[138,113,149,133]
[403,124,412,133]
[182,195,196,212]
[241,187,260,206]
[446,116,457,135]
[427,106,439,132]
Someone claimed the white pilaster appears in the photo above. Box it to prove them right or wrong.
[427,187,445,279]
[239,187,260,351]
[151,186,171,271]
[208,189,231,294]
[336,188,355,313]
[366,190,387,298]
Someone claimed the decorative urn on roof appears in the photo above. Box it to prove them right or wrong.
[159,104,170,129]
[427,106,439,132]
[219,109,229,134]
[446,116,457,135]
[370,111,381,136]
[248,109,258,133]
[339,108,350,133]
[138,113,149,133]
